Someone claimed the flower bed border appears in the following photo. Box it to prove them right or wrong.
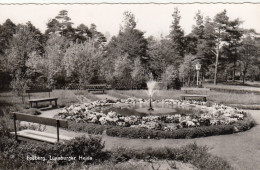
[67,115,255,139]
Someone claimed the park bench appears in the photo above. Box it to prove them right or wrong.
[85,84,107,93]
[180,87,210,102]
[26,89,58,108]
[11,112,73,144]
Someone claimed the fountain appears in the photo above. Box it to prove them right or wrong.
[146,80,157,111]
[104,80,179,116]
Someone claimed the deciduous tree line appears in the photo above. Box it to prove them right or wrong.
[0,9,259,90]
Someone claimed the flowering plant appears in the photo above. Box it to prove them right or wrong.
[58,98,247,131]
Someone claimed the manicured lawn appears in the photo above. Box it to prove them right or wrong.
[0,90,79,115]
[107,89,260,105]
[1,86,260,170]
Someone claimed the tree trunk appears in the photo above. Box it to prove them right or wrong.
[242,70,246,84]
[214,49,219,85]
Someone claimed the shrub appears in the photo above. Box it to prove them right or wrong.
[22,108,41,115]
[107,143,233,170]
[68,121,110,135]
[0,134,105,168]
[106,118,256,139]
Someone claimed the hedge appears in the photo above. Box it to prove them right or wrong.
[0,115,233,170]
[66,115,255,139]
[106,117,255,139]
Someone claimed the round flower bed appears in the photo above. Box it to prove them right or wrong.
[58,98,249,132]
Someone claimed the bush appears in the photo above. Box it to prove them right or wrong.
[107,143,232,170]
[0,114,232,169]
[0,133,105,168]
[68,121,110,134]
[22,108,41,115]
[106,118,256,139]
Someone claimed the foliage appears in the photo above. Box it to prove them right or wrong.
[43,33,69,87]
[6,23,42,77]
[106,117,255,139]
[169,7,185,59]
[64,40,103,86]
[1,9,260,90]
[68,121,109,134]
[179,54,198,86]
[0,19,16,55]
[0,115,232,170]
[107,143,232,170]
[10,72,29,104]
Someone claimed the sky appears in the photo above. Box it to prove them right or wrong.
[0,3,260,38]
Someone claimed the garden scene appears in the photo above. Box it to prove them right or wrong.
[1,3,260,170]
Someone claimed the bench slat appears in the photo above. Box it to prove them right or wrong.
[28,97,58,102]
[11,130,73,143]
[12,112,68,128]
[181,87,210,91]
[181,94,207,97]
[26,89,52,93]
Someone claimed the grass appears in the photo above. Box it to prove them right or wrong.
[0,90,79,116]
[1,86,260,169]
[204,83,260,94]
[74,90,102,101]
[107,89,260,106]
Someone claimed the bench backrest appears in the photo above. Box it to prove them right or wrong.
[85,84,107,89]
[181,87,210,91]
[26,89,52,93]
[12,112,68,128]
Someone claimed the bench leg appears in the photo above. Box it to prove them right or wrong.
[50,100,52,106]
[35,102,38,108]
[30,102,32,108]
[55,100,57,107]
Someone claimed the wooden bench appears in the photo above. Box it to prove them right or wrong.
[26,89,58,108]
[181,87,210,94]
[11,112,73,144]
[85,84,107,93]
[180,87,210,102]
[181,94,207,102]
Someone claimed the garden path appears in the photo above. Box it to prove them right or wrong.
[39,109,260,170]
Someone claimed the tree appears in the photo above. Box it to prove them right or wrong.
[44,33,69,87]
[0,19,16,55]
[105,11,148,87]
[131,57,148,89]
[107,11,148,62]
[179,54,198,86]
[55,10,74,36]
[89,24,107,48]
[120,11,137,31]
[222,18,243,81]
[7,24,42,78]
[45,10,75,40]
[239,33,258,83]
[212,10,229,84]
[74,24,92,43]
[45,18,60,35]
[169,8,185,59]
[147,37,172,79]
[63,40,103,86]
